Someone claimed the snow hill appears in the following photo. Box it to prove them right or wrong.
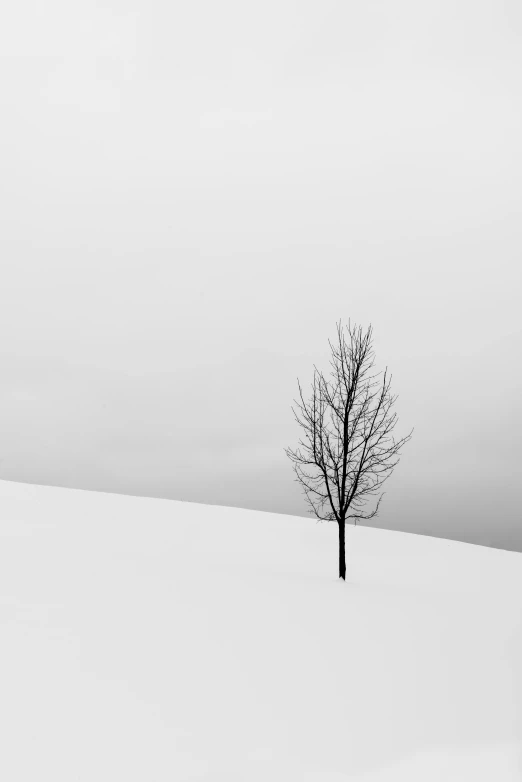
[1,478,521,781]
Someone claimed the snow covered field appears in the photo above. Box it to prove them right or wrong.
[1,478,521,780]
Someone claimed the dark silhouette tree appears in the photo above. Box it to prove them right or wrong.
[285,321,413,580]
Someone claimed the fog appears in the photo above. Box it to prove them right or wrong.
[1,0,521,549]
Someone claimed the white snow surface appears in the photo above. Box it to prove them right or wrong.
[1,478,521,781]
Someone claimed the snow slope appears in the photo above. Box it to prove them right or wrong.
[1,478,521,780]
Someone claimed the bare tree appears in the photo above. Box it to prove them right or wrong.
[285,321,413,580]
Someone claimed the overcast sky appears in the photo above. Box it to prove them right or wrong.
[1,0,521,550]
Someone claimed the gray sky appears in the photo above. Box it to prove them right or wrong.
[1,0,521,550]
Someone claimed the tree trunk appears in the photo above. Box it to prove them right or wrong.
[338,519,346,580]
